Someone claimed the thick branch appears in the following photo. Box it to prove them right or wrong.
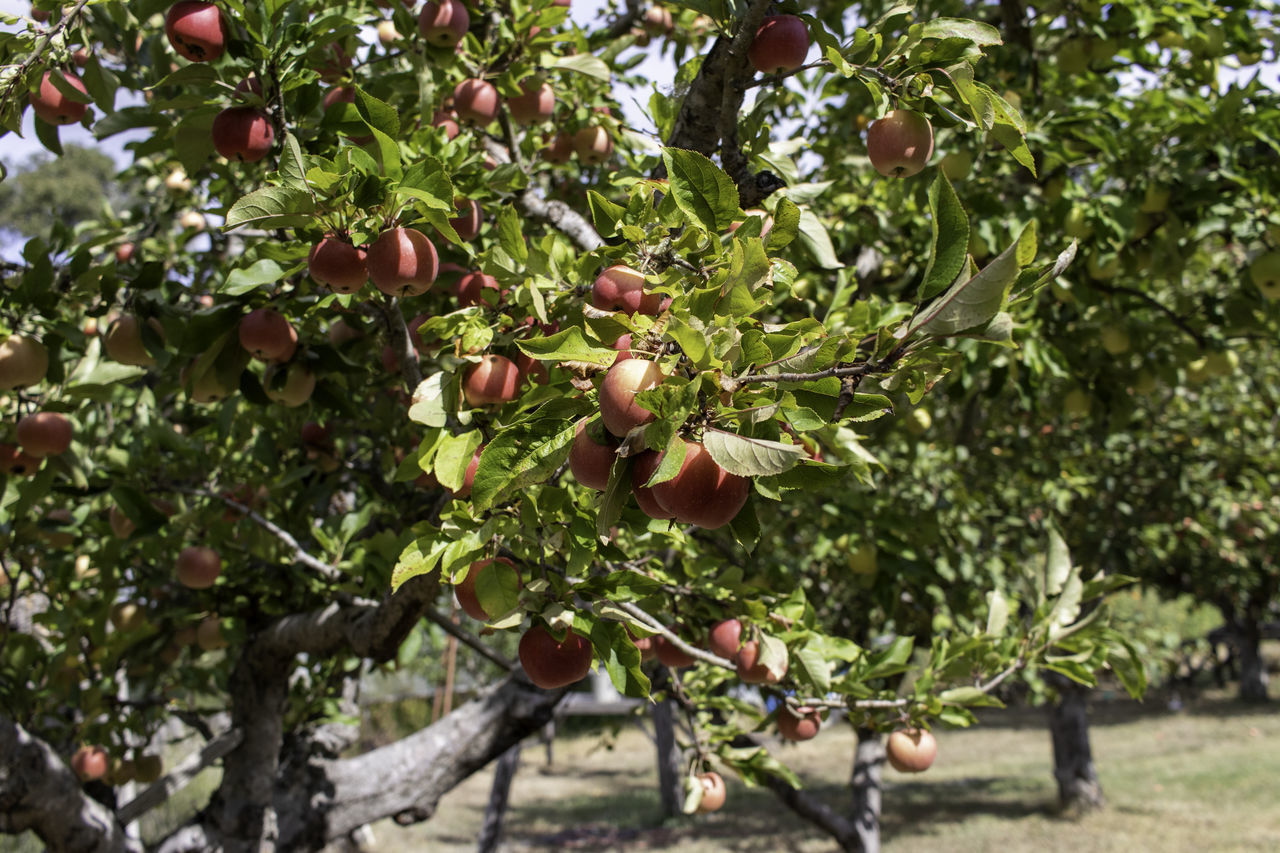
[516,189,604,253]
[760,771,859,849]
[716,0,787,207]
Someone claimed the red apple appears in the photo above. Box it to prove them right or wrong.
[71,745,109,782]
[591,265,663,314]
[519,624,594,689]
[642,5,673,36]
[568,417,617,490]
[301,421,332,450]
[453,78,499,125]
[867,110,934,178]
[649,439,749,529]
[655,630,698,668]
[463,355,521,406]
[368,227,439,297]
[574,126,612,165]
[611,333,635,364]
[0,444,41,476]
[748,14,809,74]
[736,639,786,684]
[238,308,294,361]
[696,771,726,813]
[176,545,221,589]
[309,234,367,294]
[73,48,91,67]
[630,449,676,520]
[328,318,364,347]
[456,271,502,308]
[778,706,821,742]
[449,199,484,241]
[886,727,937,773]
[115,243,136,263]
[707,618,743,659]
[508,80,555,124]
[455,557,520,620]
[322,85,355,111]
[632,633,657,661]
[514,352,549,385]
[16,411,72,457]
[29,70,89,126]
[164,1,227,63]
[544,132,574,163]
[418,0,470,47]
[432,108,460,140]
[380,342,418,374]
[212,107,274,162]
[598,359,664,437]
[450,445,483,499]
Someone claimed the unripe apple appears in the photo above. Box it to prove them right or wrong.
[453,78,499,125]
[188,365,234,403]
[180,211,206,231]
[519,624,593,689]
[29,70,89,126]
[599,359,664,437]
[377,20,399,45]
[0,444,41,476]
[1100,325,1131,355]
[748,14,809,74]
[212,107,275,162]
[16,411,72,457]
[695,771,726,813]
[450,445,483,499]
[1140,183,1171,213]
[239,308,294,361]
[778,706,821,742]
[264,363,317,407]
[164,1,228,63]
[368,227,439,297]
[165,168,192,193]
[867,110,934,178]
[1062,389,1091,419]
[592,265,663,314]
[736,639,786,684]
[939,150,972,181]
[104,315,160,366]
[1249,250,1280,300]
[449,199,483,241]
[568,418,617,490]
[0,334,49,389]
[507,80,555,124]
[176,545,221,589]
[418,0,470,47]
[655,631,698,668]
[463,354,522,406]
[574,126,612,165]
[886,727,937,773]
[309,234,368,294]
[1205,349,1239,377]
[650,439,749,529]
[642,5,673,36]
[905,408,931,436]
[110,601,146,632]
[196,616,227,650]
[707,618,743,659]
[1063,206,1093,239]
[631,450,676,519]
[544,132,574,163]
[1087,254,1119,280]
[71,745,109,782]
[455,557,520,621]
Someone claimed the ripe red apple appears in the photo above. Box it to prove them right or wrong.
[71,745,109,782]
[30,8,50,22]
[212,107,275,162]
[29,70,89,126]
[449,199,484,241]
[654,630,698,668]
[432,108,460,139]
[574,126,612,165]
[778,706,821,742]
[630,449,676,519]
[453,78,499,125]
[368,227,439,297]
[642,5,673,36]
[0,334,49,388]
[736,639,786,684]
[544,132,574,163]
[73,48,91,68]
[309,234,367,294]
[598,359,664,437]
[16,411,73,457]
[650,439,749,529]
[707,618,743,659]
[328,318,364,347]
[176,545,221,589]
[455,557,520,620]
[0,444,41,476]
[164,1,227,62]
[238,308,294,361]
[867,110,934,178]
[463,355,521,406]
[456,271,502,308]
[508,80,555,124]
[322,85,355,111]
[696,771,726,813]
[886,727,937,773]
[592,265,663,314]
[514,352,549,386]
[115,243,136,263]
[301,421,332,450]
[233,76,263,98]
[418,0,470,47]
[569,418,617,490]
[519,624,594,689]
[450,445,483,499]
[748,14,810,74]
[611,333,635,364]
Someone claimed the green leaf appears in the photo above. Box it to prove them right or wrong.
[919,173,969,301]
[354,86,400,138]
[397,158,454,210]
[474,559,521,621]
[516,327,618,368]
[225,186,315,230]
[662,148,738,232]
[434,431,483,493]
[277,133,310,192]
[865,635,914,679]
[471,400,588,510]
[910,222,1036,337]
[587,191,626,238]
[938,686,1005,707]
[793,643,831,693]
[767,198,801,250]
[702,428,807,477]
[588,619,650,698]
[1044,526,1072,596]
[222,259,289,295]
[495,205,528,263]
[918,18,1002,46]
[1044,659,1097,687]
[595,456,631,541]
[796,207,841,269]
[549,53,612,81]
[985,589,1009,636]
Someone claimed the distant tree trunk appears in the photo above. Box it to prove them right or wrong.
[653,697,684,818]
[477,742,521,853]
[1237,615,1270,703]
[1048,677,1105,812]
[849,727,884,853]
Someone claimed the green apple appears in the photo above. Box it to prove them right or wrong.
[906,408,932,435]
[1133,371,1158,396]
[1063,389,1091,419]
[1087,254,1120,281]
[1249,251,1280,300]
[1064,206,1093,239]
[848,541,877,574]
[1204,350,1239,376]
[1139,183,1170,213]
[939,150,972,181]
[1100,325,1131,355]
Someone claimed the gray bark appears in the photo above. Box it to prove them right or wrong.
[1237,616,1270,703]
[849,727,884,853]
[652,697,684,819]
[477,742,522,853]
[1049,678,1105,812]
[760,770,860,852]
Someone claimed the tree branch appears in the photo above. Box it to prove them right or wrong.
[117,728,244,825]
[422,608,517,671]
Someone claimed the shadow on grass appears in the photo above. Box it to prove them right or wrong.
[881,776,1054,839]
[972,694,1270,732]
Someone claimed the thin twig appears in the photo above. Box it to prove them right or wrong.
[421,609,516,671]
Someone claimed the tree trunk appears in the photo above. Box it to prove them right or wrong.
[652,696,684,819]
[477,743,521,853]
[1048,677,1105,813]
[1237,615,1270,703]
[849,727,884,853]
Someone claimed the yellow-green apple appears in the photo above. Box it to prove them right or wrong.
[0,334,49,388]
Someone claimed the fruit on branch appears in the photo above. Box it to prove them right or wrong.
[368,227,439,297]
[463,355,521,406]
[115,243,136,263]
[630,450,677,519]
[905,408,931,437]
[110,602,146,632]
[0,334,49,388]
[453,78,499,125]
[238,308,294,361]
[748,14,809,75]
[0,444,41,476]
[450,445,484,499]
[29,70,89,125]
[196,616,227,650]
[514,352,548,386]
[695,772,726,813]
[736,639,785,684]
[707,618,743,659]
[591,265,663,314]
[16,411,73,457]
[176,546,221,589]
[544,132,574,163]
[611,333,635,364]
[449,199,484,241]
[939,150,972,181]
[455,557,520,620]
[264,363,317,407]
[598,359,664,437]
[1249,250,1280,300]
[181,211,207,232]
[1139,183,1170,213]
[187,363,234,403]
[518,624,593,689]
[867,110,935,178]
[418,0,470,47]
[654,630,698,668]
[328,318,364,347]
[309,234,368,294]
[507,80,555,124]
[568,418,617,490]
[1100,325,1131,355]
[165,168,192,193]
[212,107,275,162]
[886,727,937,773]
[574,126,613,165]
[432,108,460,139]
[104,315,161,366]
[71,745,109,782]
[649,439,749,529]
[642,5,673,36]
[778,706,821,742]
[321,86,355,112]
[377,20,400,45]
[314,42,352,83]
[164,1,227,63]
